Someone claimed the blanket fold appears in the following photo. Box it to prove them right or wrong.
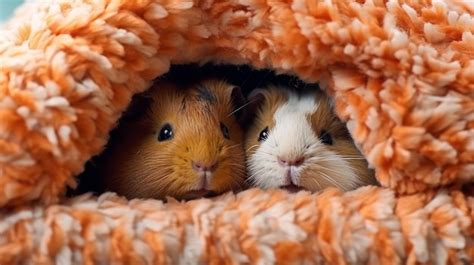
[0,187,472,264]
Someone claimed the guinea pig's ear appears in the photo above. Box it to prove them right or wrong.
[239,88,267,128]
[247,88,267,103]
[229,86,248,125]
[120,91,154,123]
[230,86,246,110]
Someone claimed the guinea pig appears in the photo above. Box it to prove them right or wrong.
[244,86,377,192]
[98,80,247,200]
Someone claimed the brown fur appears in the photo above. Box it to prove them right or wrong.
[99,80,246,200]
[302,90,377,190]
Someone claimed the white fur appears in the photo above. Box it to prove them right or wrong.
[248,90,363,191]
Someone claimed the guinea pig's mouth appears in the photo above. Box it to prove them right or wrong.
[280,184,303,193]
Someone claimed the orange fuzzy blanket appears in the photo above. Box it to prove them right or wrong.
[0,0,473,264]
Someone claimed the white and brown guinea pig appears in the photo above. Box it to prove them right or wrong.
[245,86,377,192]
[99,80,247,200]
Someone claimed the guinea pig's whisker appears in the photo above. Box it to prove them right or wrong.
[228,162,245,167]
[247,176,260,187]
[139,166,173,174]
[314,178,323,190]
[244,177,255,185]
[245,178,255,186]
[246,145,259,152]
[228,176,245,190]
[250,168,266,175]
[221,145,244,154]
[148,173,174,183]
[232,166,246,175]
[314,164,349,176]
[312,164,341,175]
[333,155,365,159]
[307,154,356,160]
[227,100,255,117]
[146,172,173,184]
[248,168,268,183]
[245,178,257,187]
[259,150,277,156]
[246,171,262,183]
[322,167,360,188]
[319,171,345,190]
[229,168,246,176]
[310,157,365,162]
[308,177,323,190]
[249,158,274,165]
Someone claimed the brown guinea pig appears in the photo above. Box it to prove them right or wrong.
[99,80,247,200]
[245,86,377,192]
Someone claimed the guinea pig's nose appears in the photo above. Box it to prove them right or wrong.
[278,156,305,167]
[192,161,218,173]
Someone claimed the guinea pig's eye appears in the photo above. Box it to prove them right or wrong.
[258,127,269,142]
[220,122,230,139]
[320,130,333,145]
[158,123,173,141]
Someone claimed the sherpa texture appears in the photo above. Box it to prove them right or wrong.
[0,0,473,264]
